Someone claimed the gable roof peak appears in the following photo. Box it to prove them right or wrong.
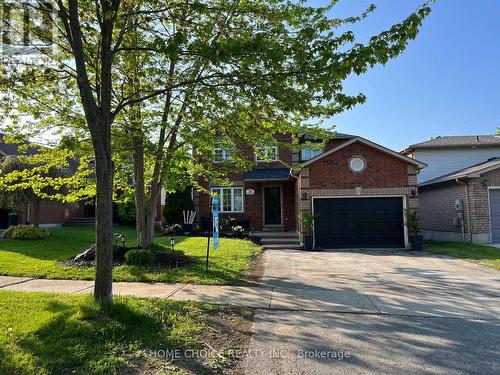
[302,136,426,169]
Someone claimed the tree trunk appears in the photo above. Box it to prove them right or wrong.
[93,145,114,306]
[63,0,117,307]
[144,183,160,247]
[32,200,41,227]
[133,135,147,248]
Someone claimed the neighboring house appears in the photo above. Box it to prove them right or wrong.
[418,158,500,244]
[196,133,425,249]
[402,135,500,184]
[0,135,89,228]
[403,135,500,244]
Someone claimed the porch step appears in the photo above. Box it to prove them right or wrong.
[63,217,96,227]
[260,237,301,245]
[262,226,285,232]
[251,231,299,239]
[252,230,302,250]
[262,244,303,250]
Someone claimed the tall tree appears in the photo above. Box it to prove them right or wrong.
[115,0,433,247]
[0,0,432,304]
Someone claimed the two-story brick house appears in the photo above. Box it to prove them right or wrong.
[195,133,425,249]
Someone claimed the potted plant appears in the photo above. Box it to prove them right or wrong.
[300,212,317,251]
[406,209,423,251]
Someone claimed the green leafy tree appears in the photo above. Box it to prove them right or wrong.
[111,0,433,248]
[0,155,44,226]
[0,147,89,226]
[0,0,432,305]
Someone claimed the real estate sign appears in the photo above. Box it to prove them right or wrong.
[212,196,220,250]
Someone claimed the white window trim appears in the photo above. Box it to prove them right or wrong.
[214,148,233,162]
[211,187,244,212]
[255,146,278,162]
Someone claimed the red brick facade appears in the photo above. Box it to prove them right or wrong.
[8,201,86,227]
[196,180,297,232]
[195,136,422,237]
[307,142,410,190]
[195,134,297,231]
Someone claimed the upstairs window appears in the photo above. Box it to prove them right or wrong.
[255,146,278,162]
[214,147,233,162]
[300,148,323,161]
[211,187,244,212]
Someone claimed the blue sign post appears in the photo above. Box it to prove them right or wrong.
[206,196,220,272]
[213,210,219,250]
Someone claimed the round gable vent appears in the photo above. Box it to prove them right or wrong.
[349,156,366,172]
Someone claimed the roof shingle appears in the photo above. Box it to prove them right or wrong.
[408,135,500,149]
[244,168,291,181]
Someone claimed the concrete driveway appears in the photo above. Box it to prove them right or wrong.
[244,249,500,374]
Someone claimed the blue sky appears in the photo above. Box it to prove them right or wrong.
[316,0,500,151]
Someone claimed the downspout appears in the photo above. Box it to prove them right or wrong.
[289,169,300,239]
[456,178,472,242]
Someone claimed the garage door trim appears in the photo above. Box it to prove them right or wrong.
[311,195,409,249]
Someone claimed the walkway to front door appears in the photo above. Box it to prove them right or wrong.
[264,186,281,225]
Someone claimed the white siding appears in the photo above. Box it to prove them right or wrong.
[416,147,500,183]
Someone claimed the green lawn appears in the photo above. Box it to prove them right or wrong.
[0,290,253,375]
[0,227,261,284]
[425,241,500,271]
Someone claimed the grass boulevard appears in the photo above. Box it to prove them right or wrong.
[0,227,261,285]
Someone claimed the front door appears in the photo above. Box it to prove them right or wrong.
[264,187,281,225]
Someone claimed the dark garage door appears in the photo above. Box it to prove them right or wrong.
[313,197,404,248]
[489,189,500,242]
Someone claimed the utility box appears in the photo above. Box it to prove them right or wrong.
[454,199,464,211]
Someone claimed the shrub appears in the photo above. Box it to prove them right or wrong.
[163,187,194,224]
[232,225,245,237]
[220,216,237,232]
[124,250,155,265]
[155,250,192,267]
[299,212,318,235]
[405,209,420,235]
[163,223,183,235]
[116,198,136,226]
[5,225,49,240]
[115,192,152,226]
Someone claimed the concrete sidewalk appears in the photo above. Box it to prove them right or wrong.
[0,275,376,313]
[0,276,274,308]
[1,274,499,319]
